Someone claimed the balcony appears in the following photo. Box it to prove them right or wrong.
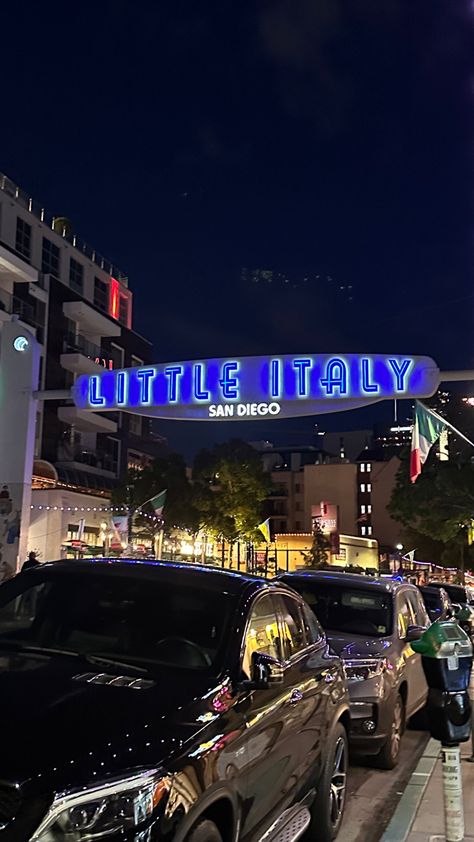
[56,446,118,478]
[63,300,121,338]
[0,288,45,340]
[61,334,124,375]
[58,406,117,434]
[61,333,103,376]
[0,243,38,283]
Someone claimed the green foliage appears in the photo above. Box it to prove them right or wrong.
[193,439,271,542]
[388,454,474,568]
[303,523,331,568]
[113,453,200,535]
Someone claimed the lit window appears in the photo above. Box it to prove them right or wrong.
[367,483,372,493]
[366,463,372,472]
[360,484,366,493]
[360,463,365,473]
[361,526,367,536]
[367,504,372,514]
[360,505,366,514]
[367,526,373,536]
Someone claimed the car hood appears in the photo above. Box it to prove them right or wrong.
[326,632,393,660]
[0,649,220,790]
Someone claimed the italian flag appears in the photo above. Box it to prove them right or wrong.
[410,402,446,484]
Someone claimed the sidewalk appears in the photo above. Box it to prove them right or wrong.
[381,738,474,842]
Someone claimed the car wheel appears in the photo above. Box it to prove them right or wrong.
[186,819,223,842]
[377,693,405,770]
[307,722,348,842]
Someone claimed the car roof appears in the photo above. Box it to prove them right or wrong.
[278,569,410,593]
[419,584,445,596]
[30,558,271,597]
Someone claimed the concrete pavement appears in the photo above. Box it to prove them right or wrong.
[381,738,474,842]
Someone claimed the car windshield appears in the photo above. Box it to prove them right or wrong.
[286,580,393,637]
[0,570,232,672]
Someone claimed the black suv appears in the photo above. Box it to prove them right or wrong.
[0,560,349,842]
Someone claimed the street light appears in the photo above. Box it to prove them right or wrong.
[396,543,404,551]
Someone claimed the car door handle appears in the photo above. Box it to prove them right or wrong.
[289,688,303,705]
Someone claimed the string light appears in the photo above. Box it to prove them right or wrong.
[30,505,128,512]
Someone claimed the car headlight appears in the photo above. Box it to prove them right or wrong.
[31,770,170,841]
[343,658,388,682]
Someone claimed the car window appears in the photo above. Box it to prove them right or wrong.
[287,580,392,637]
[397,593,416,638]
[0,572,231,671]
[407,591,429,626]
[279,594,307,659]
[301,602,323,644]
[242,594,282,679]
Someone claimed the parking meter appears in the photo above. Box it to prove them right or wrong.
[412,621,473,745]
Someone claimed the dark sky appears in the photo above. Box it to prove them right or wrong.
[2,0,473,456]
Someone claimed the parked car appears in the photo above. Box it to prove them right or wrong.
[427,582,474,637]
[418,585,453,623]
[277,571,430,769]
[0,559,350,842]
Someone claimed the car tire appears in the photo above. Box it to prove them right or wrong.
[376,693,405,770]
[306,722,348,842]
[185,819,223,842]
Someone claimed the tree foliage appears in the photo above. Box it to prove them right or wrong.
[193,439,271,542]
[388,453,474,567]
[113,453,200,535]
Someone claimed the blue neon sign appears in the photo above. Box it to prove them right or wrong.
[72,353,440,421]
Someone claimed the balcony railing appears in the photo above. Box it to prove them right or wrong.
[63,332,101,361]
[57,446,118,475]
[63,333,124,370]
[0,172,128,285]
[0,288,44,339]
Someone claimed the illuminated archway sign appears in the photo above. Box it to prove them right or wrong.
[73,353,440,421]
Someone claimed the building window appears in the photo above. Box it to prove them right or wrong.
[367,526,373,536]
[360,483,366,493]
[131,355,143,367]
[129,414,142,437]
[69,258,84,294]
[295,483,301,493]
[366,463,372,472]
[360,504,366,514]
[110,343,124,368]
[361,526,367,536]
[16,217,32,260]
[360,463,365,473]
[42,237,60,278]
[94,277,108,312]
[367,504,372,514]
[367,483,372,493]
[295,502,302,511]
[295,520,301,530]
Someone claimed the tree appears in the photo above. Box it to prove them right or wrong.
[388,453,474,570]
[113,453,200,537]
[193,439,271,544]
[303,522,331,568]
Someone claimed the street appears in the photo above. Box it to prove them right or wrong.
[339,729,428,842]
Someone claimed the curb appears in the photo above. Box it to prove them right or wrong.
[380,738,439,842]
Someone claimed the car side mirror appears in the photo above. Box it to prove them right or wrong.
[242,652,284,690]
[405,624,425,643]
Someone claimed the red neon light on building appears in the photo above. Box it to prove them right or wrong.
[110,277,120,320]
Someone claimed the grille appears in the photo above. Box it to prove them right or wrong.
[0,784,22,825]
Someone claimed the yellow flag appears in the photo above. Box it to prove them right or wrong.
[258,518,271,543]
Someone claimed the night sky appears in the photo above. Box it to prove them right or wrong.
[2,1,472,456]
